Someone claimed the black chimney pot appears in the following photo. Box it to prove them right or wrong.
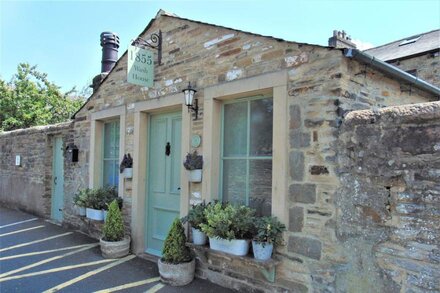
[100,32,120,73]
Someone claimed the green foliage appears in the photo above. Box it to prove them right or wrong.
[73,189,88,207]
[200,202,256,240]
[0,63,84,131]
[162,218,192,264]
[102,200,125,241]
[79,186,121,210]
[183,150,203,170]
[181,201,209,229]
[253,216,286,247]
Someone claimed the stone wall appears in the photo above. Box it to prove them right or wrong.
[389,51,440,87]
[337,101,440,292]
[0,122,73,217]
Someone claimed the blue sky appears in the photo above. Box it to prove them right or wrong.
[1,0,439,94]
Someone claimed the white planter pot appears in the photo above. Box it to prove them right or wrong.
[209,237,250,256]
[100,236,131,259]
[123,168,133,179]
[158,258,195,286]
[103,210,108,222]
[188,169,202,182]
[86,208,104,221]
[252,241,273,261]
[192,227,207,245]
[77,206,86,216]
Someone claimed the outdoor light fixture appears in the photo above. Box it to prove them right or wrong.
[183,82,198,120]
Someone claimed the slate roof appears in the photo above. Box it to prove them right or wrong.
[364,29,440,62]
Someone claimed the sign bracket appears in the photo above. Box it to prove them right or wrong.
[131,30,162,65]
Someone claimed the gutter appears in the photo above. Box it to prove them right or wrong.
[344,48,440,99]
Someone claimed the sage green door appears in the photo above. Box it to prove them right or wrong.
[51,137,64,222]
[146,112,182,256]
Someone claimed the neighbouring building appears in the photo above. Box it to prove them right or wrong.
[364,29,440,87]
[1,10,439,292]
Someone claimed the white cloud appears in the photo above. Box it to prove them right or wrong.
[352,39,375,51]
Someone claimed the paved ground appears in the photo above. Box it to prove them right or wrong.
[0,207,234,293]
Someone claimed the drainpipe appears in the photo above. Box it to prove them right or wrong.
[344,48,440,99]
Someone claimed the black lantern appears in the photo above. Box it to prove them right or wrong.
[182,82,198,120]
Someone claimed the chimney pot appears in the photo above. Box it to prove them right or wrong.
[100,32,120,73]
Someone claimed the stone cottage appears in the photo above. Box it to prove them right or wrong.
[1,10,439,292]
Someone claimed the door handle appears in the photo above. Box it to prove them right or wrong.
[165,142,171,156]
[54,176,57,185]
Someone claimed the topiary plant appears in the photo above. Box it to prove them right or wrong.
[162,218,192,264]
[102,200,124,242]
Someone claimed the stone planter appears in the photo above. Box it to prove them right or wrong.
[86,208,104,221]
[77,206,86,217]
[123,168,133,179]
[100,236,131,259]
[158,258,195,286]
[188,169,202,182]
[192,227,207,245]
[252,241,273,261]
[209,237,250,256]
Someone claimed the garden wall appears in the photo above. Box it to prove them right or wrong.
[336,101,440,292]
[0,122,74,217]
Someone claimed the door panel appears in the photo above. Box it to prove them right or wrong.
[146,112,182,256]
[51,137,64,222]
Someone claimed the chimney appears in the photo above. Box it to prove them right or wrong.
[91,32,120,93]
[328,30,357,49]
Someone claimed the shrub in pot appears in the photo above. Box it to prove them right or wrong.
[82,188,104,221]
[119,153,133,179]
[100,200,130,258]
[158,218,195,286]
[73,190,87,216]
[182,201,209,245]
[183,151,203,182]
[200,202,256,256]
[101,186,121,221]
[252,216,286,261]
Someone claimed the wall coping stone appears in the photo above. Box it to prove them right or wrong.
[0,121,73,137]
[343,101,440,127]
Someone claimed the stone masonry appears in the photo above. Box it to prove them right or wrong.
[1,11,439,292]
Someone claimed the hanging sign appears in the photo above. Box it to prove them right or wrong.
[127,45,154,87]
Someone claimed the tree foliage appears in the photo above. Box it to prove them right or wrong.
[0,63,84,131]
[162,218,192,264]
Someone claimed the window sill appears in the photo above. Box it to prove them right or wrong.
[187,242,280,283]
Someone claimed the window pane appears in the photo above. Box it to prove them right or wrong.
[223,102,247,157]
[250,98,273,156]
[104,123,113,158]
[249,160,272,216]
[103,160,119,187]
[222,159,246,205]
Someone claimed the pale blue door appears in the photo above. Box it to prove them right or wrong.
[51,137,64,222]
[146,112,182,256]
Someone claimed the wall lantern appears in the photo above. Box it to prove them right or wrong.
[66,143,79,163]
[182,82,198,120]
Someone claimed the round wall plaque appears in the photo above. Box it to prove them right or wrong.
[191,135,201,148]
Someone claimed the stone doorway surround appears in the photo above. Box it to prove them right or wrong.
[131,92,190,254]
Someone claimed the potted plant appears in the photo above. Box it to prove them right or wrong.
[119,153,133,179]
[252,216,286,261]
[200,202,256,256]
[73,189,87,216]
[183,150,203,182]
[158,218,195,286]
[182,201,209,245]
[100,200,131,258]
[101,186,121,221]
[84,188,105,221]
